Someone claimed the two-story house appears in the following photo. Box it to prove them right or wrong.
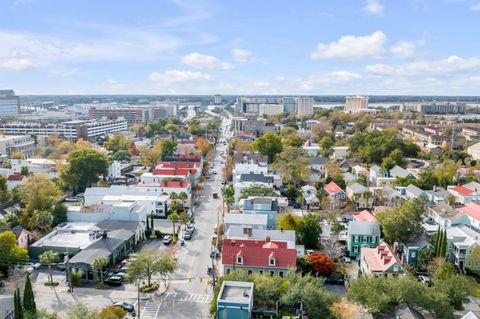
[459,202,480,231]
[221,238,297,277]
[241,197,280,230]
[448,185,480,205]
[308,156,327,182]
[346,183,373,210]
[347,220,381,258]
[323,181,346,209]
[389,165,416,180]
[396,233,431,268]
[361,242,405,277]
[427,202,469,229]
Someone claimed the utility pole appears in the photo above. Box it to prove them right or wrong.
[66,247,72,293]
[137,278,141,319]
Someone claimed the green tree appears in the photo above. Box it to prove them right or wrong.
[98,306,126,319]
[92,256,108,284]
[277,212,302,231]
[24,309,60,319]
[19,173,60,213]
[62,149,109,192]
[223,186,234,214]
[330,223,345,235]
[20,166,30,176]
[159,140,177,159]
[273,147,311,187]
[251,273,289,308]
[39,250,60,284]
[283,134,305,148]
[281,272,337,319]
[66,302,98,319]
[240,184,277,199]
[104,134,131,152]
[23,274,36,314]
[0,231,28,274]
[251,132,283,163]
[127,247,176,287]
[14,287,23,319]
[297,215,322,249]
[0,175,10,202]
[52,204,67,227]
[375,199,423,244]
[434,274,469,310]
[167,213,180,237]
[111,150,131,162]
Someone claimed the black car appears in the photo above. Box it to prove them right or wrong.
[113,301,134,312]
[104,276,123,287]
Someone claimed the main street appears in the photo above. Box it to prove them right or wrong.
[140,115,232,318]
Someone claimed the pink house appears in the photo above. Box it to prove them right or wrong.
[360,242,405,277]
[0,226,33,249]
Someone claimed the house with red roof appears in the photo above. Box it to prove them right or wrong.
[7,174,24,191]
[459,202,480,231]
[448,184,480,205]
[156,161,202,181]
[323,181,346,209]
[353,210,376,222]
[134,181,192,206]
[360,242,405,277]
[221,238,297,277]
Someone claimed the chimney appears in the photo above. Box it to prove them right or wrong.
[280,227,284,233]
[243,227,252,237]
[384,256,391,264]
[231,240,236,246]
[266,236,271,243]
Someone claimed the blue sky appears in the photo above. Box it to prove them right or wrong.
[1,0,480,95]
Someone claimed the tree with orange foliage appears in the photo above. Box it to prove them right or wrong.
[195,138,211,157]
[307,252,336,277]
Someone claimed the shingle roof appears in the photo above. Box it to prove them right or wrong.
[222,239,297,268]
[234,153,268,164]
[348,220,381,236]
[310,156,327,165]
[406,184,425,197]
[390,165,412,178]
[348,183,369,194]
[239,173,273,183]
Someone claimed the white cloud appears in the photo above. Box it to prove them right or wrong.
[365,55,480,75]
[149,69,211,83]
[0,57,36,70]
[389,41,416,58]
[471,2,480,10]
[0,29,180,71]
[180,52,232,69]
[232,48,252,62]
[311,31,387,59]
[364,0,384,16]
[329,71,362,81]
[104,79,128,91]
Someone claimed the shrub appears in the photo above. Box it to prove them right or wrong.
[71,271,81,287]
[140,282,159,293]
[145,229,152,237]
[155,230,162,238]
[44,281,59,287]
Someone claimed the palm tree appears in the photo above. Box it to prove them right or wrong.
[167,213,180,237]
[223,186,234,214]
[39,250,60,284]
[92,256,108,284]
[178,191,188,208]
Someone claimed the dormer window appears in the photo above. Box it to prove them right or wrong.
[269,257,276,266]
[237,256,243,264]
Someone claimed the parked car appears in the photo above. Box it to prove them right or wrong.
[418,275,432,286]
[162,235,172,245]
[113,301,134,312]
[323,272,345,285]
[184,231,193,240]
[186,223,195,233]
[105,276,123,287]
[213,193,219,199]
[342,256,352,263]
[64,197,78,202]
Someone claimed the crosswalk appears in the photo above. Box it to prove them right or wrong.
[161,292,211,304]
[140,300,160,319]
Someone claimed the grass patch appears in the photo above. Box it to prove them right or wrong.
[466,275,480,297]
[96,283,110,289]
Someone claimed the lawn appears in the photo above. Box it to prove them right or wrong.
[466,275,480,298]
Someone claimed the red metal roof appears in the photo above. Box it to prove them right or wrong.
[222,239,297,269]
[8,174,23,181]
[324,181,342,194]
[152,168,191,177]
[460,202,480,221]
[156,161,201,169]
[136,181,190,188]
[353,210,376,222]
[452,185,475,196]
[361,242,403,273]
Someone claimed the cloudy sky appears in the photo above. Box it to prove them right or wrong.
[1,0,480,95]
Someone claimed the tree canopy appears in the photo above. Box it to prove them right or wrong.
[251,132,283,163]
[273,147,311,187]
[62,148,109,192]
[19,173,61,213]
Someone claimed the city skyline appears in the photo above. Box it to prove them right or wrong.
[1,0,480,95]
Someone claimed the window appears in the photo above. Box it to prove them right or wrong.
[248,270,253,276]
[259,270,263,275]
[269,257,276,266]
[411,251,416,258]
[226,268,231,275]
[362,236,367,243]
[353,246,359,253]
[270,271,275,276]
[237,256,243,264]
[393,265,399,272]
[354,235,358,243]
[279,271,284,278]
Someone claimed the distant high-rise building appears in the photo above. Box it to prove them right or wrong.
[345,96,369,113]
[258,103,284,116]
[283,97,296,114]
[0,90,20,118]
[400,102,466,114]
[214,94,222,104]
[235,97,283,114]
[296,97,314,116]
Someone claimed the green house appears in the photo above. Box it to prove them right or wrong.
[217,281,254,319]
[347,220,381,258]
